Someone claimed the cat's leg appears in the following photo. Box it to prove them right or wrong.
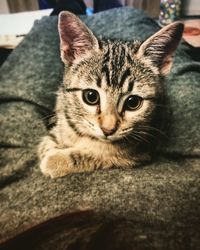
[38,134,59,161]
[38,133,104,178]
[38,135,151,178]
[39,147,104,178]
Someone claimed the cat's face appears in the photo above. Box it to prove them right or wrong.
[62,42,162,142]
[58,11,183,143]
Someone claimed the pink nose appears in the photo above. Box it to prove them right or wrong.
[101,126,117,136]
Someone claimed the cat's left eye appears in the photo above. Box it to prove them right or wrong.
[82,89,100,105]
[124,95,143,111]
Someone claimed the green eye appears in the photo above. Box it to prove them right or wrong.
[82,89,100,105]
[124,95,143,111]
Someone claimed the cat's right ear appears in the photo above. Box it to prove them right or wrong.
[58,11,99,65]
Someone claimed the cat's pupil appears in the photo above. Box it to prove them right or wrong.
[82,89,100,105]
[124,95,143,111]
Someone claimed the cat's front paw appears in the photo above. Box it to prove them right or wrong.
[40,149,74,178]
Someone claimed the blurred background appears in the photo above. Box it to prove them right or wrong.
[0,0,199,66]
[0,0,199,18]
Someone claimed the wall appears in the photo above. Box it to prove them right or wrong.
[0,0,10,14]
[7,0,39,13]
[1,0,200,16]
[182,0,200,15]
[125,0,160,18]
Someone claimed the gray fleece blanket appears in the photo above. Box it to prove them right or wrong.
[0,7,200,249]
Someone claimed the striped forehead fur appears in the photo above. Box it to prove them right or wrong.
[68,40,158,94]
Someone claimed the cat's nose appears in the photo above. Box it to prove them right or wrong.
[101,126,117,137]
[99,113,119,137]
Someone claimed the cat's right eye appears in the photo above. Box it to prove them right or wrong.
[82,89,100,106]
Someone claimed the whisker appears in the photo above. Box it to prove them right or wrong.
[125,135,140,143]
[46,120,56,125]
[120,127,156,144]
[41,113,56,121]
[128,133,149,144]
[132,133,151,144]
[121,135,129,143]
[137,125,169,139]
[47,90,58,95]
[134,130,157,140]
[121,128,133,133]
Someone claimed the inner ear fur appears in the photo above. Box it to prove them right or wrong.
[58,11,99,65]
[136,22,184,75]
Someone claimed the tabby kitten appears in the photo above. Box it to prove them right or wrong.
[38,11,183,178]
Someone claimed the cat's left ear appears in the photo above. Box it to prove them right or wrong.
[58,11,99,65]
[136,22,184,75]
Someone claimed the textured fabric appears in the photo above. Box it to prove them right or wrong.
[0,7,199,249]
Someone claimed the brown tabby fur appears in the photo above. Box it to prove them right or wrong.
[38,11,183,178]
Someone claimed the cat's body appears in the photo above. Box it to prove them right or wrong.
[38,11,183,178]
